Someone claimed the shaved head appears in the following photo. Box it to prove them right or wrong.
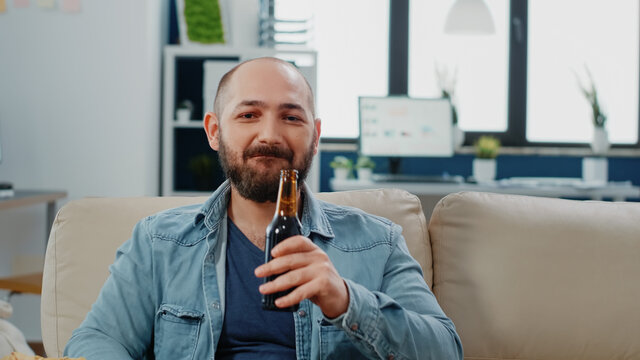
[213,57,316,119]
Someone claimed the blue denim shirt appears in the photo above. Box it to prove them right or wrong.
[65,181,463,360]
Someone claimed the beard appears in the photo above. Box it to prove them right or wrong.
[218,132,316,203]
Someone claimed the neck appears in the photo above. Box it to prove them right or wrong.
[227,186,302,249]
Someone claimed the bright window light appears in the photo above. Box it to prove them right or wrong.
[409,0,509,132]
[527,1,639,144]
[276,0,389,139]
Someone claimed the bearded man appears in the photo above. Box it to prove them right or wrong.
[65,57,463,360]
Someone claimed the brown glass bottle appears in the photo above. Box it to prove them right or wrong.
[262,169,302,312]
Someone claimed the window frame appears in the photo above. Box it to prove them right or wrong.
[320,0,640,148]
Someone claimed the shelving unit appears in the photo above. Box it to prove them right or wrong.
[161,46,318,196]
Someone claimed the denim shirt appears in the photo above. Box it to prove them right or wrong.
[65,181,463,360]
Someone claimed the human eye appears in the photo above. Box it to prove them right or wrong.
[238,112,256,120]
[284,114,304,123]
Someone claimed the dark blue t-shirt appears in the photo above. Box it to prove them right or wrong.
[215,218,296,359]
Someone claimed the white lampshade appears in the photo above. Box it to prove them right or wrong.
[444,0,495,35]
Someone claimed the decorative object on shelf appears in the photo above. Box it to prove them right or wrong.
[436,63,464,150]
[576,65,609,155]
[188,154,216,191]
[355,156,375,181]
[473,135,500,182]
[176,99,194,123]
[582,157,608,185]
[329,156,353,180]
[258,0,312,47]
[444,0,495,35]
[176,0,227,45]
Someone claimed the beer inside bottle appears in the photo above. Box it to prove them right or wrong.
[262,169,302,312]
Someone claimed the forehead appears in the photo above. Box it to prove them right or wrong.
[225,60,313,111]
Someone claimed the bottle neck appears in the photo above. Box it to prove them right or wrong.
[275,170,298,218]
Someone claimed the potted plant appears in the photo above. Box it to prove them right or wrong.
[436,63,464,149]
[473,135,500,182]
[576,66,609,155]
[176,100,194,124]
[188,153,215,191]
[329,156,353,180]
[355,156,375,181]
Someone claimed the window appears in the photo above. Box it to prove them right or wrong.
[526,0,639,144]
[409,0,510,133]
[276,0,390,139]
[280,0,640,146]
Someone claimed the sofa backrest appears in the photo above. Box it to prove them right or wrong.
[429,191,640,360]
[41,188,429,357]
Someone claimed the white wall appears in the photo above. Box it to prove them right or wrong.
[0,0,168,342]
[0,0,261,343]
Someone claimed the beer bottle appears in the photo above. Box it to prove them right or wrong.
[262,169,302,312]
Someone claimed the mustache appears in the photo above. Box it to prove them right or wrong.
[243,144,294,162]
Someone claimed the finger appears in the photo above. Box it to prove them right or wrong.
[258,266,311,295]
[274,280,318,308]
[275,276,349,318]
[254,251,318,278]
[271,235,317,257]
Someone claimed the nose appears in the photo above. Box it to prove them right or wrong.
[256,114,284,145]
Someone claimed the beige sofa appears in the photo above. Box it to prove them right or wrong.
[41,190,640,359]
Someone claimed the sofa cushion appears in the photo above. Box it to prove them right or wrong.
[429,191,640,360]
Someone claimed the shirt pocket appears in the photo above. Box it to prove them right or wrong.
[154,304,204,360]
[319,320,367,360]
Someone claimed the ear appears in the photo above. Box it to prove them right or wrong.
[312,118,321,155]
[204,112,220,151]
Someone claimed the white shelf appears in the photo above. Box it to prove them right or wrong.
[173,121,204,128]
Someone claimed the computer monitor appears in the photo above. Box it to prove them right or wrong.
[359,96,453,173]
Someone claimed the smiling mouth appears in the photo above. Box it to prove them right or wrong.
[250,155,288,162]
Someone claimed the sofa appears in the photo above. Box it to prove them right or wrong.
[41,190,640,359]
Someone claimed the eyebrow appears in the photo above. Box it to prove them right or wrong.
[233,100,305,113]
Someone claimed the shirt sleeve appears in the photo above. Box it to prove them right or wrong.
[325,223,464,360]
[64,218,156,360]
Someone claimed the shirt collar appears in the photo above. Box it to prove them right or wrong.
[194,180,334,240]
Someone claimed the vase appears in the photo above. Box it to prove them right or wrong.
[473,158,497,182]
[591,127,610,155]
[582,157,608,184]
[452,124,465,150]
[176,109,191,123]
[333,168,350,180]
[356,168,373,181]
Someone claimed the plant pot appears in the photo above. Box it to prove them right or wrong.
[591,127,610,155]
[582,157,608,184]
[473,158,497,182]
[452,124,465,150]
[356,168,373,181]
[176,109,192,123]
[333,168,350,180]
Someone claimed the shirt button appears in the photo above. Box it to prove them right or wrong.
[350,323,358,331]
[387,354,395,360]
[207,253,214,262]
[211,302,220,310]
[297,310,306,317]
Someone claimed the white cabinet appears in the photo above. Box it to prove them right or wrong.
[161,46,318,195]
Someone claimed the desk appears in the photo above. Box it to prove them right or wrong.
[331,179,640,201]
[0,190,67,297]
[0,190,67,247]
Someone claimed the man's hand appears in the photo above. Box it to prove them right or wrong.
[255,235,349,318]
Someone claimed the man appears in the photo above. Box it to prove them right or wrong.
[65,57,463,359]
